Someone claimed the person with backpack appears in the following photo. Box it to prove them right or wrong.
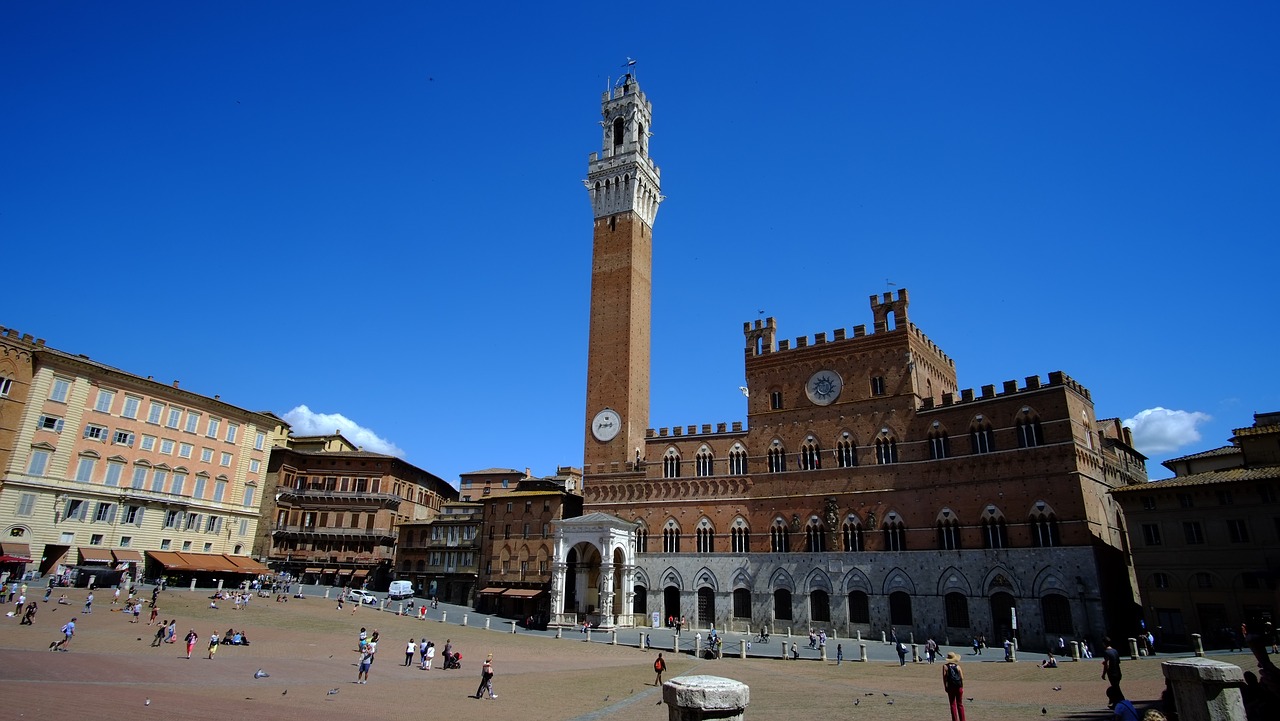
[942,651,966,721]
[653,652,667,685]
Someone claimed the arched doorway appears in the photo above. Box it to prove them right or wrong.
[990,592,1016,644]
[889,591,913,626]
[633,585,647,614]
[698,587,716,629]
[664,586,681,624]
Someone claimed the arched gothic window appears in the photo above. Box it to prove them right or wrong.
[883,518,907,551]
[1017,410,1043,448]
[929,426,951,459]
[970,417,995,454]
[767,444,787,473]
[695,519,715,553]
[1031,512,1060,547]
[805,518,826,552]
[842,516,864,552]
[662,521,681,553]
[730,520,750,553]
[800,440,820,471]
[769,519,789,552]
[728,445,748,475]
[695,447,714,477]
[836,437,857,467]
[875,437,898,464]
[662,448,682,478]
[937,515,961,550]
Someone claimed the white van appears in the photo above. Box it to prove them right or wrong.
[387,580,414,600]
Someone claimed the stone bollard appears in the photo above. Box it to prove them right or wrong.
[510,621,517,634]
[216,579,224,591]
[911,643,919,662]
[1070,640,1080,661]
[787,627,792,639]
[1008,645,1017,663]
[440,611,447,624]
[190,579,197,593]
[586,628,592,643]
[781,642,788,660]
[859,643,868,662]
[673,634,679,653]
[881,631,887,643]
[909,631,915,644]
[1162,657,1245,721]
[397,603,403,616]
[695,637,702,658]
[612,630,618,645]
[663,675,749,721]
[324,587,330,599]
[1192,633,1204,657]
[740,640,746,659]
[856,630,862,642]
[556,626,563,640]
[462,614,468,627]
[639,632,646,649]
[1012,637,1018,651]
[1128,638,1139,661]
[820,644,827,662]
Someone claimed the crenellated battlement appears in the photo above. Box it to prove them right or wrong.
[0,326,46,346]
[741,288,953,368]
[646,421,745,439]
[919,370,1092,410]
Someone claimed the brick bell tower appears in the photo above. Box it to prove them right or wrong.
[582,73,662,476]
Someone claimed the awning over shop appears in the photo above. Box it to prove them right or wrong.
[145,551,263,573]
[303,567,322,574]
[226,556,270,574]
[0,543,32,563]
[180,553,241,573]
[352,569,369,578]
[502,588,546,598]
[336,569,352,576]
[477,587,507,595]
[111,549,144,563]
[78,546,114,564]
[147,551,188,569]
[321,568,337,575]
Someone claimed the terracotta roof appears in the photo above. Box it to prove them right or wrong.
[1163,445,1241,463]
[1233,424,1280,437]
[1111,465,1280,493]
[462,468,525,476]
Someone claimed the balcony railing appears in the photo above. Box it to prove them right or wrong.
[271,524,396,539]
[276,487,401,507]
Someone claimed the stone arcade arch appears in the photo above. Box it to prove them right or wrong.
[550,512,638,628]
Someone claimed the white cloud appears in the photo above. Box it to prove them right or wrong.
[1122,407,1212,455]
[281,404,405,458]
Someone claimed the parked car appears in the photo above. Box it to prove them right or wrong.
[348,589,380,605]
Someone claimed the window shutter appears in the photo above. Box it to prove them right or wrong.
[134,507,144,526]
[106,504,117,524]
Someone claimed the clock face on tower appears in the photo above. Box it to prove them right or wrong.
[592,409,622,442]
[805,370,843,406]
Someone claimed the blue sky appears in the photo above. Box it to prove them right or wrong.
[4,2,1276,483]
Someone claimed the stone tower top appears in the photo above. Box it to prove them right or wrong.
[585,74,662,225]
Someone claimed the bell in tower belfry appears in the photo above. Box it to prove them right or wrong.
[582,73,662,476]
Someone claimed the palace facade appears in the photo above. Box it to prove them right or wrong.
[561,75,1148,650]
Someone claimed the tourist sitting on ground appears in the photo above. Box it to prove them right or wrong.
[57,593,69,604]
[1041,653,1058,668]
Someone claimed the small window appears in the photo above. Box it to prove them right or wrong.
[1227,519,1249,543]
[26,449,49,476]
[1153,572,1170,589]
[1141,523,1161,546]
[38,415,64,433]
[121,396,141,419]
[870,376,886,396]
[770,391,783,410]
[113,430,135,447]
[1177,493,1194,508]
[84,423,108,441]
[1141,496,1157,510]
[49,377,71,402]
[1183,521,1204,545]
[0,376,11,397]
[94,389,116,413]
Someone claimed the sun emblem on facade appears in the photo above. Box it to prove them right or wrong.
[805,370,843,406]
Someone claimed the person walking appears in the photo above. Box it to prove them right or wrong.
[184,629,198,658]
[404,638,416,666]
[356,638,376,683]
[1101,636,1123,703]
[653,652,667,685]
[207,631,220,659]
[52,617,76,651]
[423,640,435,670]
[836,643,843,665]
[474,653,496,699]
[83,592,94,614]
[942,651,966,721]
[897,640,908,666]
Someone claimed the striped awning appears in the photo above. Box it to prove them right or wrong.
[111,549,144,563]
[303,567,322,574]
[0,543,32,562]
